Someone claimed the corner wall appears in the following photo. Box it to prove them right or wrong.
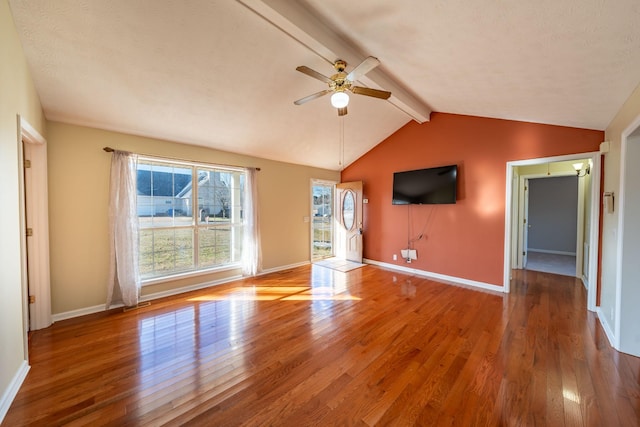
[341,113,603,286]
[601,81,640,350]
[0,0,46,419]
[46,122,339,315]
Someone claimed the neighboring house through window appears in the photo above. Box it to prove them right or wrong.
[136,158,245,280]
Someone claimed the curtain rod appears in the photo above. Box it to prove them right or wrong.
[103,146,260,171]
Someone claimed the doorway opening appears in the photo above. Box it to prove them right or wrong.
[523,172,580,277]
[311,180,335,260]
[504,152,601,312]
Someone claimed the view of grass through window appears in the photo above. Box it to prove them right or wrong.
[312,183,333,259]
[137,159,244,279]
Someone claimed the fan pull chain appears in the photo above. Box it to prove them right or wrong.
[339,116,345,169]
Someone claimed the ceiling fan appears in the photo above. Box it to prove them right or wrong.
[294,56,391,116]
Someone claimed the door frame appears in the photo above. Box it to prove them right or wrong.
[518,176,529,269]
[17,115,52,338]
[504,151,601,312]
[310,179,337,260]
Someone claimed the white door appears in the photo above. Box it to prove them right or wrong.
[335,181,363,263]
[517,177,530,268]
[20,120,52,331]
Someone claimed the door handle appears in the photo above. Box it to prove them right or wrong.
[358,228,363,235]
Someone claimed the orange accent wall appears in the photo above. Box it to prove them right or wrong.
[341,113,604,286]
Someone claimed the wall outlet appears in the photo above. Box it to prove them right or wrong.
[401,249,417,261]
[393,254,397,261]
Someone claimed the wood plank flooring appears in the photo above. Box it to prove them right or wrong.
[4,265,639,426]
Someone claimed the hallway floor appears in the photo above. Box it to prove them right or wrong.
[526,251,577,277]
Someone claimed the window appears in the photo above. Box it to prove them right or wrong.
[311,181,334,259]
[137,158,245,280]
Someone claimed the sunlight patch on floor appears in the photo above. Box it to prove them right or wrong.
[187,285,359,302]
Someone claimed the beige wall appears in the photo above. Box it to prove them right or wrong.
[601,82,640,333]
[47,121,339,315]
[0,0,46,413]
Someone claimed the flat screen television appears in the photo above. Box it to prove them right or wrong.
[392,164,458,205]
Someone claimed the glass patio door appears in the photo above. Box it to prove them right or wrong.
[311,180,335,259]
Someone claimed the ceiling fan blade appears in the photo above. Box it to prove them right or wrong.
[346,56,380,81]
[296,66,332,84]
[294,89,332,105]
[338,107,348,116]
[351,86,392,100]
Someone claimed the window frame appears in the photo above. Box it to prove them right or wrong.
[136,155,245,284]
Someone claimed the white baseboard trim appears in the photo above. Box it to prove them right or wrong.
[527,249,577,256]
[258,261,310,276]
[52,261,314,322]
[52,302,121,322]
[364,259,505,294]
[581,275,589,290]
[52,274,243,322]
[140,275,243,302]
[596,307,617,349]
[0,360,29,424]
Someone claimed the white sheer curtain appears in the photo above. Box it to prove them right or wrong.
[241,167,261,276]
[106,150,140,308]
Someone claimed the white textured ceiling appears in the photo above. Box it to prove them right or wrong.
[8,0,640,170]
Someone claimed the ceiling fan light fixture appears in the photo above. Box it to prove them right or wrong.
[294,57,390,116]
[331,92,349,109]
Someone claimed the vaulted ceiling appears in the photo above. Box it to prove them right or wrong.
[9,0,640,170]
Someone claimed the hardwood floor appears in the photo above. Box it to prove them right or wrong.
[4,265,639,426]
